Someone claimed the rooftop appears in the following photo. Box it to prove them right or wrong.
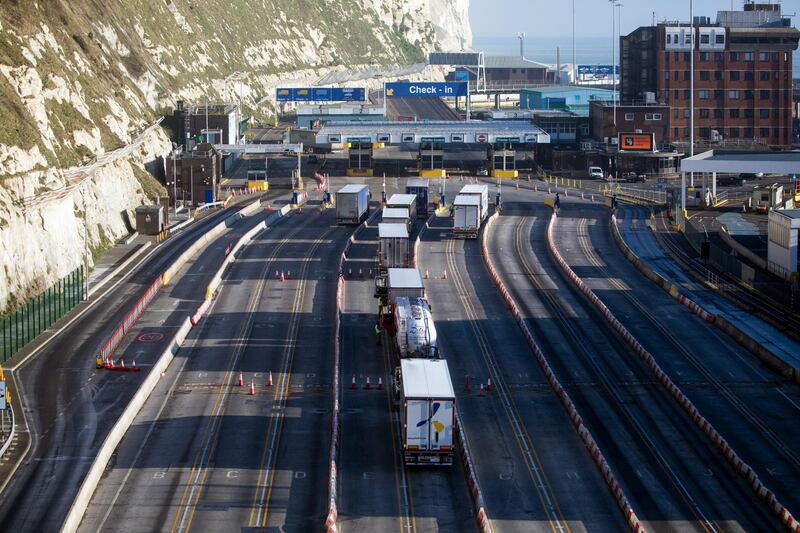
[521,86,617,95]
[681,150,800,174]
[484,55,551,70]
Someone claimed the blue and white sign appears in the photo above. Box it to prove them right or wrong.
[577,65,619,79]
[454,70,469,82]
[385,82,468,98]
[276,87,365,102]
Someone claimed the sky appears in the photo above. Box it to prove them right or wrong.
[469,0,800,39]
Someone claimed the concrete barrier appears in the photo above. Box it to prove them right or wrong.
[61,316,193,533]
[550,212,800,532]
[481,213,643,533]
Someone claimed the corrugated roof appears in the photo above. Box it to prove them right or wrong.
[484,55,551,70]
[401,359,455,398]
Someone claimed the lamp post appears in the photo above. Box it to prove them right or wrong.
[572,0,576,84]
[689,0,695,187]
[609,0,622,128]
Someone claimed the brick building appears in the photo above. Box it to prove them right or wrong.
[620,2,799,147]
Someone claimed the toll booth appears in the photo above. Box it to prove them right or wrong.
[347,140,374,177]
[489,142,518,178]
[418,140,446,178]
[246,170,268,191]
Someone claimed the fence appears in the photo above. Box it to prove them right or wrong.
[0,267,86,362]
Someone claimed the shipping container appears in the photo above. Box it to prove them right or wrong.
[387,193,418,221]
[453,194,482,239]
[458,184,489,221]
[396,359,455,466]
[382,207,411,231]
[405,179,430,217]
[135,205,165,235]
[336,184,370,224]
[379,223,410,268]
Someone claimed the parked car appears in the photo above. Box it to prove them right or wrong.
[623,172,646,183]
[477,168,489,177]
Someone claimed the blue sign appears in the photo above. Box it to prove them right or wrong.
[577,65,619,77]
[276,87,365,102]
[385,82,467,98]
[454,70,469,82]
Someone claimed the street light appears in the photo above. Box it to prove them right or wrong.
[609,0,622,128]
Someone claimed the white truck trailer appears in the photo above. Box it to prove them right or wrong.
[458,184,489,221]
[335,184,370,224]
[378,223,410,268]
[394,296,438,358]
[453,194,482,239]
[386,193,418,220]
[396,358,455,466]
[382,207,411,231]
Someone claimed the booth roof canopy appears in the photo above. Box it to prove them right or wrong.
[680,150,800,174]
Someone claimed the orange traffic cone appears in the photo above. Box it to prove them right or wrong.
[249,379,256,395]
[267,371,273,387]
[441,269,448,280]
[486,377,493,392]
[237,371,244,387]
[377,377,384,390]
[279,271,285,282]
[350,374,357,390]
[365,377,371,390]
[131,360,137,369]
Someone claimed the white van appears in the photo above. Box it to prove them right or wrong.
[589,166,604,179]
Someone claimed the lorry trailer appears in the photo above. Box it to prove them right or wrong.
[336,184,370,224]
[405,179,430,217]
[382,207,411,231]
[458,184,489,221]
[378,223,410,268]
[396,358,455,466]
[453,194,483,239]
[386,193,418,221]
[394,296,438,358]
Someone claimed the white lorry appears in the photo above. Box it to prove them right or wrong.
[394,296,438,358]
[396,359,455,466]
[453,194,483,239]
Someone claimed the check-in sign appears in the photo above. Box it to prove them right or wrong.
[385,82,467,98]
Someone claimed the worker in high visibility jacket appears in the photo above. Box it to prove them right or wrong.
[96,354,105,369]
[374,321,382,346]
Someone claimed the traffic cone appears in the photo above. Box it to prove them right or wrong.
[359,268,363,278]
[369,269,372,277]
[131,360,137,369]
[279,271,285,282]
[348,268,352,278]
[441,269,448,280]
[486,377,493,391]
[119,359,125,368]
[287,270,292,280]
[424,269,429,279]
[464,375,471,392]
[365,377,372,390]
[267,371,273,387]
[237,371,244,387]
[535,184,538,192]
[249,379,256,395]
[527,174,531,181]
[479,383,485,396]
[350,374,357,390]
[515,181,519,190]
[377,377,384,390]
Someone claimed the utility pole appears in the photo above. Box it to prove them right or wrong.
[690,0,695,186]
[572,0,577,84]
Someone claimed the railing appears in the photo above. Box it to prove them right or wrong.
[0,267,86,362]
[601,183,668,204]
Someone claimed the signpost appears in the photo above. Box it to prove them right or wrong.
[385,82,468,98]
[276,87,365,102]
[618,133,655,152]
[576,64,619,81]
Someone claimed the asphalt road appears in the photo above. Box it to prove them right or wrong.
[0,193,281,532]
[78,206,352,532]
[337,206,475,533]
[524,197,779,531]
[417,210,626,531]
[566,203,800,520]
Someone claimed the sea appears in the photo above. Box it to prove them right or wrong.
[472,35,800,79]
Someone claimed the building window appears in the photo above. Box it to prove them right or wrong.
[684,70,690,81]
[700,34,710,44]
[684,109,690,118]
[625,113,634,121]
[665,71,670,80]
[699,109,709,118]
[674,51,680,61]
[729,71,740,81]
[674,71,679,80]
[759,51,769,61]
[714,51,724,61]
[714,89,724,99]
[674,127,680,138]
[684,52,690,61]
[760,89,770,100]
[744,108,753,118]
[645,113,662,121]
[684,89,691,99]
[730,52,739,61]
[700,127,710,137]
[744,128,753,138]
[744,90,754,100]
[700,71,709,81]
[760,71,769,81]
[760,127,770,138]
[667,34,672,44]
[581,124,589,135]
[744,71,753,81]
[699,89,710,99]
[684,34,691,46]
[729,109,740,118]
[759,108,770,118]
[674,89,679,100]
[673,108,680,118]
[713,109,723,118]
[700,52,709,61]
[743,52,754,61]
[728,90,740,99]
[730,128,740,138]
[716,34,725,45]
[714,71,723,81]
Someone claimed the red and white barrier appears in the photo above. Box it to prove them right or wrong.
[480,213,644,532]
[549,211,800,532]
